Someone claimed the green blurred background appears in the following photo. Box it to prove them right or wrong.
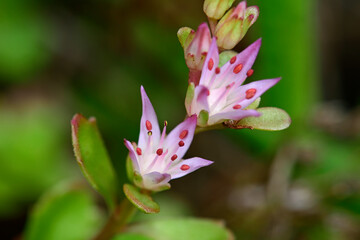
[0,0,359,239]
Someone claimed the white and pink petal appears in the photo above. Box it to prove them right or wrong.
[168,157,213,180]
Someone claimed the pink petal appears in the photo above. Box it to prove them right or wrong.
[217,39,262,88]
[186,23,211,59]
[123,139,140,172]
[228,78,281,108]
[169,157,213,179]
[163,115,197,160]
[209,109,260,125]
[199,38,219,86]
[191,85,210,115]
[142,172,171,191]
[138,86,161,149]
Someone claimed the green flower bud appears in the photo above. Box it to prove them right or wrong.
[203,0,235,20]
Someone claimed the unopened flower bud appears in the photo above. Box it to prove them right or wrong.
[215,1,259,50]
[178,23,212,85]
[203,0,235,20]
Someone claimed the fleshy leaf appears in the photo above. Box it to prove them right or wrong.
[123,184,160,214]
[237,107,291,131]
[112,233,152,240]
[218,50,237,67]
[245,97,261,110]
[24,184,103,240]
[71,114,117,210]
[127,218,234,240]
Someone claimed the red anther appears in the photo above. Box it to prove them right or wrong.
[247,69,254,77]
[180,164,190,171]
[230,56,237,64]
[178,141,185,147]
[171,154,178,161]
[248,14,254,21]
[136,148,142,155]
[215,67,220,74]
[208,58,214,70]
[233,64,243,74]
[164,121,168,126]
[201,52,208,56]
[179,130,188,139]
[233,104,242,109]
[156,148,163,156]
[245,88,257,99]
[145,120,152,131]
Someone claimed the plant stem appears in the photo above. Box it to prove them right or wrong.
[207,17,217,36]
[93,198,136,240]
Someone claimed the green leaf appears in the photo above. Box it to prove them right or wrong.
[71,114,117,210]
[112,233,153,240]
[237,107,291,131]
[218,50,237,67]
[123,184,160,214]
[24,184,103,240]
[127,218,234,240]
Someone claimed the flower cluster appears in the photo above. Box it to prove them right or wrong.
[123,0,289,192]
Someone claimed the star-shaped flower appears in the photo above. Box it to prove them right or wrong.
[185,38,280,127]
[124,86,213,191]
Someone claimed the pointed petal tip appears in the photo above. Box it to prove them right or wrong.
[198,22,209,30]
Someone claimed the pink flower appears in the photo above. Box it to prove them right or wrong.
[124,86,213,191]
[185,38,280,127]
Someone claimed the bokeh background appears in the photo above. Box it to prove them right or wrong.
[1,0,359,239]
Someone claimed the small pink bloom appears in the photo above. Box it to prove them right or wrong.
[186,38,280,126]
[124,86,213,191]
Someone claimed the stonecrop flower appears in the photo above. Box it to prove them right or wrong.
[124,86,213,191]
[185,38,280,127]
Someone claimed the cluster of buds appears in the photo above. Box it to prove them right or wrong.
[178,1,259,85]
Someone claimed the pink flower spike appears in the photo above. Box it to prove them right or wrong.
[124,87,212,191]
[186,39,281,126]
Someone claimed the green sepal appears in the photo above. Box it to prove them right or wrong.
[126,154,134,182]
[177,27,195,49]
[219,50,238,67]
[245,97,261,110]
[198,110,209,127]
[71,114,117,210]
[123,184,160,214]
[237,107,291,131]
[185,83,195,110]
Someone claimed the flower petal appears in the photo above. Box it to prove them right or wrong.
[169,157,213,179]
[142,172,171,191]
[199,38,219,86]
[228,78,281,108]
[138,86,161,149]
[209,109,261,125]
[191,85,210,115]
[216,38,262,89]
[124,139,140,172]
[163,115,197,160]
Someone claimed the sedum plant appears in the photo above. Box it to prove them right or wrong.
[24,1,291,240]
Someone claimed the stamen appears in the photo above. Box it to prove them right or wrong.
[233,104,242,109]
[156,148,163,156]
[230,56,237,64]
[136,147,142,155]
[180,164,190,171]
[147,131,152,136]
[179,130,188,139]
[248,14,255,21]
[247,69,254,77]
[208,58,214,70]
[178,141,185,147]
[233,64,243,74]
[215,67,220,74]
[245,88,257,99]
[164,121,168,126]
[145,120,152,131]
[171,154,177,161]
